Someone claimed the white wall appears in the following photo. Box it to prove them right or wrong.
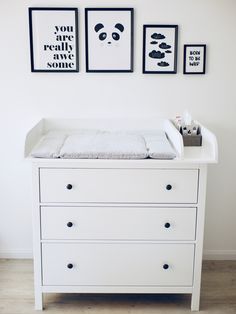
[0,0,235,259]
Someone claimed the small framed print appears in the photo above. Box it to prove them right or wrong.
[85,8,134,72]
[183,45,206,74]
[143,25,178,74]
[28,8,79,72]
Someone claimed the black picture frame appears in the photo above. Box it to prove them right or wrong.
[183,44,206,74]
[143,25,178,74]
[28,7,79,72]
[85,8,134,73]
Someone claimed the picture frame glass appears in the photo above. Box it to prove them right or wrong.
[29,8,78,72]
[86,9,133,72]
[143,25,178,73]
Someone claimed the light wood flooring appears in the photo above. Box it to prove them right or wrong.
[0,259,235,314]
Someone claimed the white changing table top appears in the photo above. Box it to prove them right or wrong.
[24,118,218,164]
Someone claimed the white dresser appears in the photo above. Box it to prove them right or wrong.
[25,118,218,311]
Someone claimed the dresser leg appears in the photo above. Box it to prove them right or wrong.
[35,292,43,310]
[191,292,200,311]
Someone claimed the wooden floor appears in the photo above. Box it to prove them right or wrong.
[0,260,235,314]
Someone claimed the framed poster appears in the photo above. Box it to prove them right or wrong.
[85,8,134,72]
[143,25,178,74]
[183,44,206,74]
[28,8,79,72]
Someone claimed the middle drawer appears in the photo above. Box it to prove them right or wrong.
[41,207,196,241]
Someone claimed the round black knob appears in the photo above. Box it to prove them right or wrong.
[164,222,171,229]
[67,263,73,269]
[163,264,169,270]
[66,184,73,190]
[166,184,172,191]
[67,222,73,228]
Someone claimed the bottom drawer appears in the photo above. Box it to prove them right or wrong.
[42,243,194,286]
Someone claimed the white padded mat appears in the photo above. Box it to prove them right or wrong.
[30,129,176,160]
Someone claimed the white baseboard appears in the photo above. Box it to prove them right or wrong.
[0,249,33,259]
[0,249,236,260]
[203,250,236,260]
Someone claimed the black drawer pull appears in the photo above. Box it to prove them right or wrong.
[164,222,171,229]
[66,184,73,190]
[67,263,73,269]
[67,222,73,228]
[163,264,169,270]
[166,184,172,191]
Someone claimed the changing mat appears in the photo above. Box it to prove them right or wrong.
[30,129,176,160]
[60,132,147,159]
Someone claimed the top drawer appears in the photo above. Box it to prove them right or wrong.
[39,168,198,204]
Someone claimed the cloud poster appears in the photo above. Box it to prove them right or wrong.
[143,25,178,74]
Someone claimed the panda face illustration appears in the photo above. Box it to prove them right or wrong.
[94,23,124,46]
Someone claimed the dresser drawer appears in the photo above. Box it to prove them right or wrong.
[42,243,194,286]
[39,168,198,203]
[41,207,197,241]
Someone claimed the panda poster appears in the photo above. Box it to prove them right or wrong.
[29,8,79,72]
[143,25,178,74]
[85,8,134,72]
